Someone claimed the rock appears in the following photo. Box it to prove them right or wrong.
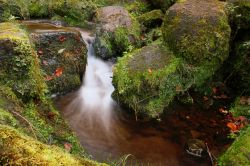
[93,6,140,59]
[146,0,176,11]
[112,43,193,118]
[185,139,207,158]
[0,22,47,102]
[138,9,164,28]
[26,22,87,94]
[227,0,250,29]
[162,0,230,65]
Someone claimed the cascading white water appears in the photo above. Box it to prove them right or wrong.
[65,30,115,131]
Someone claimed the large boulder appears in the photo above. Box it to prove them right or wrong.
[112,43,193,118]
[25,22,87,94]
[0,22,47,102]
[162,0,230,66]
[113,0,231,118]
[93,6,140,59]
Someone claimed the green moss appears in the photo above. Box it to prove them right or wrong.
[0,125,107,166]
[138,9,164,25]
[113,44,195,118]
[0,22,47,102]
[162,0,231,65]
[218,125,250,166]
[124,0,150,17]
[229,98,250,118]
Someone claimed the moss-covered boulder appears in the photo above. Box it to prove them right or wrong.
[93,6,140,59]
[0,125,107,166]
[137,9,164,28]
[146,0,176,11]
[0,22,47,102]
[162,0,231,66]
[227,0,250,29]
[112,43,194,118]
[218,125,250,166]
[25,22,87,94]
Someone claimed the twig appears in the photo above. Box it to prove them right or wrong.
[206,142,216,166]
[11,111,37,140]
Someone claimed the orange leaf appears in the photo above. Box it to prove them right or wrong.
[203,96,209,101]
[227,122,238,132]
[148,68,152,74]
[45,76,53,81]
[64,142,72,152]
[54,67,63,77]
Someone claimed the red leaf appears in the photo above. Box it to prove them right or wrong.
[212,87,218,94]
[37,49,43,55]
[64,142,72,152]
[54,67,63,77]
[227,122,238,132]
[59,36,66,42]
[45,76,53,81]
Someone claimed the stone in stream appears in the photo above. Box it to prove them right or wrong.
[185,139,207,158]
[93,6,140,59]
[0,22,47,101]
[26,22,87,94]
[112,0,231,118]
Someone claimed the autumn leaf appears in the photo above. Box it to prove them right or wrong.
[45,76,53,81]
[64,142,72,152]
[37,49,43,55]
[54,67,63,77]
[59,36,66,42]
[203,96,209,101]
[212,87,218,94]
[219,108,228,114]
[227,122,238,132]
[148,68,152,74]
[176,85,182,92]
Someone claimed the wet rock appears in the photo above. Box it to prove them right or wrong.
[185,139,207,158]
[27,23,87,94]
[93,6,140,59]
[0,22,47,101]
[112,43,194,118]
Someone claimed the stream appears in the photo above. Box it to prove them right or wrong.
[24,21,232,166]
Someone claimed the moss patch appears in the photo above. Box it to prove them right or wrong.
[0,22,47,102]
[0,125,107,166]
[218,125,250,166]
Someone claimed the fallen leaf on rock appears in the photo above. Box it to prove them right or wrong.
[54,67,63,77]
[148,68,152,74]
[45,76,53,81]
[64,142,72,152]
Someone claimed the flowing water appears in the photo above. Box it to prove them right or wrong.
[23,21,231,166]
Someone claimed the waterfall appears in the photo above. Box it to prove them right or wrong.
[64,30,115,131]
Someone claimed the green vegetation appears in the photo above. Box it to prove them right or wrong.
[0,125,107,166]
[0,0,97,27]
[218,125,250,166]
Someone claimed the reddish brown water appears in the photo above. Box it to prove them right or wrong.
[56,92,232,166]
